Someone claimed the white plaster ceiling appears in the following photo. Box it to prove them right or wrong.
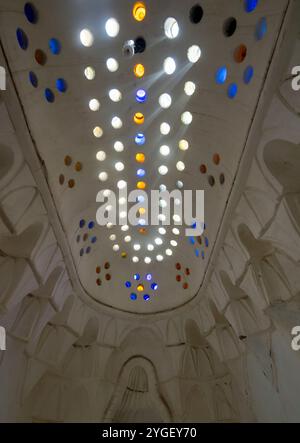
[0,0,288,314]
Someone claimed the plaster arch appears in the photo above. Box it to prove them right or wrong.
[182,319,226,378]
[104,327,173,384]
[264,139,300,215]
[103,357,172,423]
[238,224,295,306]
[219,271,265,337]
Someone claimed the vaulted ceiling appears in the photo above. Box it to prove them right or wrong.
[0,0,289,314]
[1,0,300,424]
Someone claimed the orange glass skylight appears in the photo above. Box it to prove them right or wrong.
[133,2,146,22]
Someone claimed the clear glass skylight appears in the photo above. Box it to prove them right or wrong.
[80,29,94,47]
[106,58,119,72]
[159,93,172,109]
[164,17,179,39]
[105,18,120,38]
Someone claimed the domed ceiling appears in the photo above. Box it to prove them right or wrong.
[0,0,288,314]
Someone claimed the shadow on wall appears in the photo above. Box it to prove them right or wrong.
[0,144,14,184]
[219,270,265,337]
[0,222,44,258]
[264,139,300,229]
[238,224,295,305]
[181,320,237,422]
[73,317,99,348]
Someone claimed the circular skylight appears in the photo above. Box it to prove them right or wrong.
[184,81,196,96]
[109,89,122,102]
[111,116,123,129]
[115,162,125,172]
[228,83,238,99]
[160,145,170,156]
[164,17,179,39]
[24,3,38,24]
[93,126,103,138]
[16,28,28,51]
[160,122,171,135]
[106,58,119,72]
[133,2,147,22]
[136,153,145,163]
[159,93,172,109]
[181,111,193,125]
[84,66,95,80]
[164,57,176,75]
[190,4,204,24]
[134,112,145,125]
[80,29,94,47]
[179,139,189,151]
[176,161,185,171]
[135,133,146,145]
[223,17,237,37]
[244,66,254,84]
[158,165,168,175]
[216,66,228,84]
[256,17,267,41]
[245,0,259,13]
[155,238,163,246]
[114,141,124,152]
[136,89,147,103]
[99,172,108,182]
[134,64,145,78]
[137,169,146,178]
[96,151,106,161]
[187,45,201,63]
[89,99,100,111]
[105,18,120,38]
